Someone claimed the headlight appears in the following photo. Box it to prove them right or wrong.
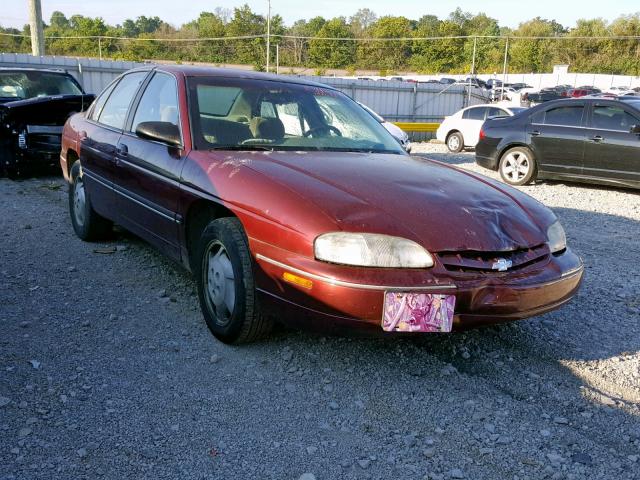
[547,221,567,253]
[314,232,433,268]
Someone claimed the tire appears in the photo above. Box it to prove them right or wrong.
[194,217,272,344]
[499,146,537,186]
[68,160,112,240]
[446,131,464,153]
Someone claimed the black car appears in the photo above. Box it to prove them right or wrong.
[0,68,95,176]
[475,98,640,189]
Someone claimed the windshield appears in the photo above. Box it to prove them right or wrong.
[0,71,82,100]
[187,77,405,154]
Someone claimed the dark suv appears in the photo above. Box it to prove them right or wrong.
[0,68,94,176]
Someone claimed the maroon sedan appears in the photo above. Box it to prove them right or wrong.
[60,66,583,344]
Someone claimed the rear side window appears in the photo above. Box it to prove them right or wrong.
[98,72,147,129]
[462,107,487,120]
[89,81,117,122]
[539,106,584,127]
[592,105,639,132]
[487,107,509,118]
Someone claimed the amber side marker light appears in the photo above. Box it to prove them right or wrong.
[282,272,313,289]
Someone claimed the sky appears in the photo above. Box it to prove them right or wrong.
[2,0,639,30]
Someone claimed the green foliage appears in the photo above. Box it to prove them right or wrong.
[2,8,640,75]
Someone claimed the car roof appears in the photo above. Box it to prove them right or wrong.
[138,64,339,91]
[0,67,73,76]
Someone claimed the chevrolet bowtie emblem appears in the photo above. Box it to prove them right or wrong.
[492,258,512,271]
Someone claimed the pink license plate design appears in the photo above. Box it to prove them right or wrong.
[382,292,455,332]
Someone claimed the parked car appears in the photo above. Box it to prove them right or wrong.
[568,87,601,98]
[485,79,503,89]
[358,102,411,152]
[0,68,94,177]
[436,104,527,152]
[439,77,456,85]
[490,86,519,102]
[522,90,564,106]
[476,98,640,189]
[509,83,533,91]
[61,66,582,343]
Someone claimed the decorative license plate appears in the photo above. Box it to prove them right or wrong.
[382,292,456,333]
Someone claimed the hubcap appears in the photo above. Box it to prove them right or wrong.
[73,177,86,226]
[502,151,530,182]
[448,135,460,151]
[205,242,236,326]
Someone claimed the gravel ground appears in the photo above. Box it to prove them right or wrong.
[1,145,640,480]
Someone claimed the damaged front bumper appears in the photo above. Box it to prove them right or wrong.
[251,240,584,333]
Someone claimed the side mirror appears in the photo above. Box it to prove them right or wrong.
[135,121,181,147]
[629,124,640,135]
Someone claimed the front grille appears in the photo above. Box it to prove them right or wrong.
[437,243,550,274]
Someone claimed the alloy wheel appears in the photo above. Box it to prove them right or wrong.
[501,151,530,182]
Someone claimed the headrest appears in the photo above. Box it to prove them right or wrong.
[250,117,285,140]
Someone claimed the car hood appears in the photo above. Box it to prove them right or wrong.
[244,151,553,252]
[0,94,95,125]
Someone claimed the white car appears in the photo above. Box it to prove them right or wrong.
[358,102,411,152]
[436,104,527,152]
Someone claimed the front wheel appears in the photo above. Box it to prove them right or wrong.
[499,147,537,186]
[194,217,272,344]
[446,132,464,153]
[68,160,112,240]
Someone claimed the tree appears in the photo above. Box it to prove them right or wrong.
[349,8,377,37]
[309,18,355,69]
[510,17,565,73]
[357,16,413,70]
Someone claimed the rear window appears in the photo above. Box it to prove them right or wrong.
[487,107,509,118]
[463,107,487,120]
[196,85,241,117]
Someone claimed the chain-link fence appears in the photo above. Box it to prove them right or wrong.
[1,32,640,83]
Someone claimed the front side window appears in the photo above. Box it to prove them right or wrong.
[592,106,639,132]
[131,72,180,133]
[98,72,147,130]
[0,71,82,100]
[543,106,584,127]
[187,77,404,154]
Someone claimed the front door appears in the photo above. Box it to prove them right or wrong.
[582,103,640,186]
[114,71,184,260]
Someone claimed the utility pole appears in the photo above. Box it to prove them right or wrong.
[276,44,279,74]
[469,36,477,104]
[501,37,509,101]
[266,0,271,72]
[28,0,45,56]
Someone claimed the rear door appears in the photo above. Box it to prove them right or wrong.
[460,106,488,146]
[113,71,184,260]
[80,72,148,219]
[582,103,640,185]
[527,103,586,177]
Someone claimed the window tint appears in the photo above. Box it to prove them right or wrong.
[592,105,639,131]
[196,85,241,116]
[530,110,545,124]
[463,107,487,120]
[543,106,584,127]
[89,81,117,122]
[487,107,509,118]
[98,72,147,129]
[131,73,179,133]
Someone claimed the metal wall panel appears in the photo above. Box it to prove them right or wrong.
[0,54,487,140]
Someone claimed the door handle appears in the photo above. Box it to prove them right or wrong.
[590,135,604,143]
[530,130,541,136]
[116,143,128,156]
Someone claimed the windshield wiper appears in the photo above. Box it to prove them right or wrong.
[208,145,274,151]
